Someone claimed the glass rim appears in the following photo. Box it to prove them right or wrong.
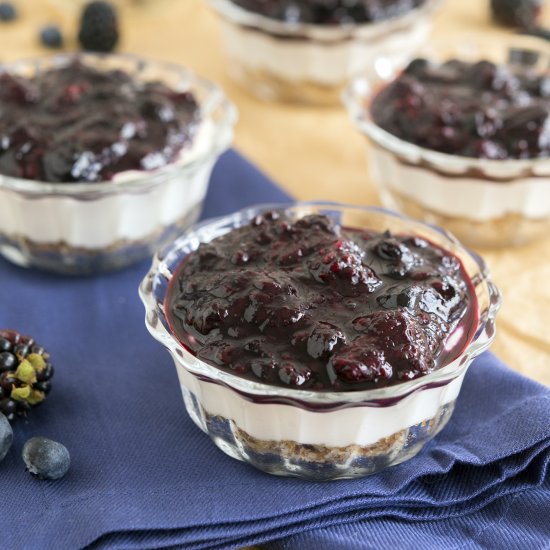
[206,0,442,40]
[139,201,502,406]
[0,52,237,196]
[342,33,550,175]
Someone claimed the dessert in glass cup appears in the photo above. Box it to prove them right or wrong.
[140,202,500,480]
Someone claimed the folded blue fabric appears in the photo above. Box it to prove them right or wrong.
[0,150,548,550]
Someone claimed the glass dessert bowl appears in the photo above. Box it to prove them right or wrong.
[140,202,500,480]
[206,0,441,105]
[344,35,550,248]
[0,53,237,274]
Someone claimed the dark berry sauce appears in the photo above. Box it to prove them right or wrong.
[371,57,550,160]
[0,61,200,183]
[230,0,426,25]
[166,212,478,392]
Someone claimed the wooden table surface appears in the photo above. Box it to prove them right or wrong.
[2,0,549,387]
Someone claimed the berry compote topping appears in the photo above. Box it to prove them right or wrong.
[371,57,550,160]
[230,0,426,25]
[166,212,478,392]
[0,61,200,183]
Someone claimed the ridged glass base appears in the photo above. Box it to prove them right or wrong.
[0,205,201,275]
[182,387,455,481]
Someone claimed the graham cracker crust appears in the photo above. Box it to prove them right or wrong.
[233,423,408,463]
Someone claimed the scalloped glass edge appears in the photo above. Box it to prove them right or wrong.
[343,34,550,179]
[139,201,501,409]
[0,52,238,196]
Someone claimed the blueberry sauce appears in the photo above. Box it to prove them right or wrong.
[166,212,478,392]
[0,61,200,183]
[371,57,550,160]
[230,0,426,25]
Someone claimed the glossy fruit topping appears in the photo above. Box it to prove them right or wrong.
[230,0,426,24]
[371,57,550,159]
[166,212,477,391]
[0,60,200,182]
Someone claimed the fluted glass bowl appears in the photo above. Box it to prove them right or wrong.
[344,35,550,248]
[140,202,501,480]
[207,0,442,105]
[0,53,237,274]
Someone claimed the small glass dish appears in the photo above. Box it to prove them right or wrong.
[343,35,550,248]
[206,0,441,105]
[140,202,501,480]
[0,53,237,275]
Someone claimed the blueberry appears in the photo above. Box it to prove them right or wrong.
[40,25,64,49]
[0,412,13,462]
[22,437,70,480]
[0,2,17,22]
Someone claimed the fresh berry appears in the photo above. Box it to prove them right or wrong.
[78,1,119,52]
[40,25,64,49]
[0,2,17,22]
[0,412,13,462]
[22,437,70,480]
[491,0,542,29]
[0,330,54,423]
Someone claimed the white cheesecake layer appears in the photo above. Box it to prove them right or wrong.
[174,354,464,448]
[0,121,215,249]
[219,17,431,86]
[369,146,550,221]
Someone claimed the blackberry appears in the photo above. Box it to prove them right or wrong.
[40,25,64,49]
[490,0,542,29]
[78,1,119,52]
[0,412,12,462]
[522,27,550,41]
[0,330,54,423]
[0,2,17,22]
[22,437,70,480]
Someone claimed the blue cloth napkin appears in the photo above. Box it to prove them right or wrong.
[0,150,549,550]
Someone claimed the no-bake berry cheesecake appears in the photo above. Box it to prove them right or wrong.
[140,203,500,480]
[0,53,236,274]
[207,0,440,104]
[344,36,550,247]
